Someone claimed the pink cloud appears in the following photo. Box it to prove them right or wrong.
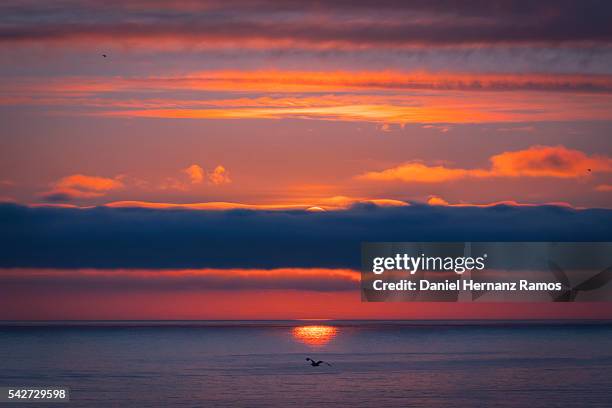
[40,174,124,201]
[358,145,612,183]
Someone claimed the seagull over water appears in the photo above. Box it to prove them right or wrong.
[306,358,332,367]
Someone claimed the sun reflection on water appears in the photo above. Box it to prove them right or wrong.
[292,325,338,347]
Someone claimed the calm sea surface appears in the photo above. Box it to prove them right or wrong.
[1,321,612,407]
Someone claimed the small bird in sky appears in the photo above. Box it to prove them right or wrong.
[102,54,107,58]
[587,168,592,172]
[306,358,332,367]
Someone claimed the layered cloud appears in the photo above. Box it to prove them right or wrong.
[4,70,611,124]
[99,95,610,123]
[1,202,611,270]
[40,174,124,201]
[1,1,611,49]
[9,71,612,94]
[358,145,612,183]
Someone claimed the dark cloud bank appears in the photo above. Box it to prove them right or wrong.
[1,203,611,270]
[1,0,611,46]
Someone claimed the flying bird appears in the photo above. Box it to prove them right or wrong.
[548,261,612,301]
[102,54,107,58]
[305,358,332,367]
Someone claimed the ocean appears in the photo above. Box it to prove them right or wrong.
[1,321,612,407]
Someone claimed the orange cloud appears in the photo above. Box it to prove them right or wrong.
[40,174,124,201]
[427,196,451,206]
[55,174,124,192]
[10,71,612,94]
[183,164,205,184]
[208,165,230,185]
[358,162,485,183]
[97,92,612,124]
[358,146,612,183]
[489,145,612,178]
[158,164,230,190]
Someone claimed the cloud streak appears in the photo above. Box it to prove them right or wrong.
[1,1,611,49]
[5,71,612,124]
[10,71,612,94]
[358,145,612,183]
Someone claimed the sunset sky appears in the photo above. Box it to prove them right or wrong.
[1,0,611,319]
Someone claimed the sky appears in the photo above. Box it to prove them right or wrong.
[1,0,612,319]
